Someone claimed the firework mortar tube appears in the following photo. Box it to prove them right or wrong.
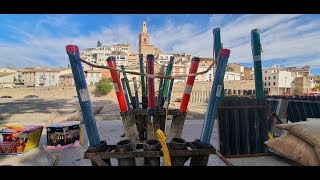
[179,57,201,112]
[146,54,156,125]
[200,49,231,144]
[121,78,132,110]
[66,45,100,147]
[107,57,128,112]
[133,77,141,109]
[139,54,148,109]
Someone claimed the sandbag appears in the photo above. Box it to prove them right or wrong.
[265,132,320,166]
[316,146,320,161]
[276,121,320,147]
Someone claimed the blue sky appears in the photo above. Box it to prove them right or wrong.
[0,14,320,75]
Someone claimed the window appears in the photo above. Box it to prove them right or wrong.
[265,71,267,73]
[144,38,146,43]
[265,83,267,86]
[268,82,270,86]
[268,76,270,80]
[269,88,270,91]
[273,82,276,86]
[91,73,93,78]
[265,77,267,80]
[96,73,99,78]
[273,76,276,79]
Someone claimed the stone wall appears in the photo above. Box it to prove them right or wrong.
[0,80,255,100]
[169,80,255,101]
[0,85,96,99]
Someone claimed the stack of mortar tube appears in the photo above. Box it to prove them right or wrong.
[157,56,174,109]
[179,57,201,113]
[139,54,148,109]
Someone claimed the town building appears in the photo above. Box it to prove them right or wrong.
[138,21,162,57]
[84,69,102,85]
[295,76,313,94]
[197,66,214,82]
[128,54,140,66]
[0,72,16,88]
[243,67,254,80]
[59,73,74,87]
[22,67,60,87]
[0,67,21,87]
[226,63,244,74]
[157,54,174,65]
[80,42,132,68]
[224,71,242,81]
[262,65,314,95]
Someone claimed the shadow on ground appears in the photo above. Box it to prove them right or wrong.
[0,98,120,124]
[0,98,118,115]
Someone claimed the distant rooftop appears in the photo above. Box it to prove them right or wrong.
[0,72,16,77]
[113,44,130,47]
[59,73,73,78]
[22,67,61,73]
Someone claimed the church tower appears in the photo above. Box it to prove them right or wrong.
[138,21,150,54]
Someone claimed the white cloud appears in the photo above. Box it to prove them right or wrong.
[0,14,320,75]
[0,21,138,67]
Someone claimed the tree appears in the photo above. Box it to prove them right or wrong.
[94,78,113,97]
[312,85,320,91]
[295,86,303,94]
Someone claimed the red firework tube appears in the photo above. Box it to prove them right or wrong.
[107,56,128,112]
[179,57,201,112]
[146,54,156,111]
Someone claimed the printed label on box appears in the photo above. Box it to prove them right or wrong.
[25,129,42,152]
[47,123,81,150]
[0,125,43,154]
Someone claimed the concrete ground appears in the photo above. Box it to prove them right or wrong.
[0,120,290,166]
[0,96,291,166]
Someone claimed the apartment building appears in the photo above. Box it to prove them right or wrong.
[84,69,102,85]
[80,42,132,68]
[22,67,60,87]
[224,71,242,81]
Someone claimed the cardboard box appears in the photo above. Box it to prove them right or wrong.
[0,125,43,155]
[47,121,82,150]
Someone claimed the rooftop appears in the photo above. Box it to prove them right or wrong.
[22,67,61,73]
[113,44,130,47]
[59,73,73,78]
[0,72,16,77]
